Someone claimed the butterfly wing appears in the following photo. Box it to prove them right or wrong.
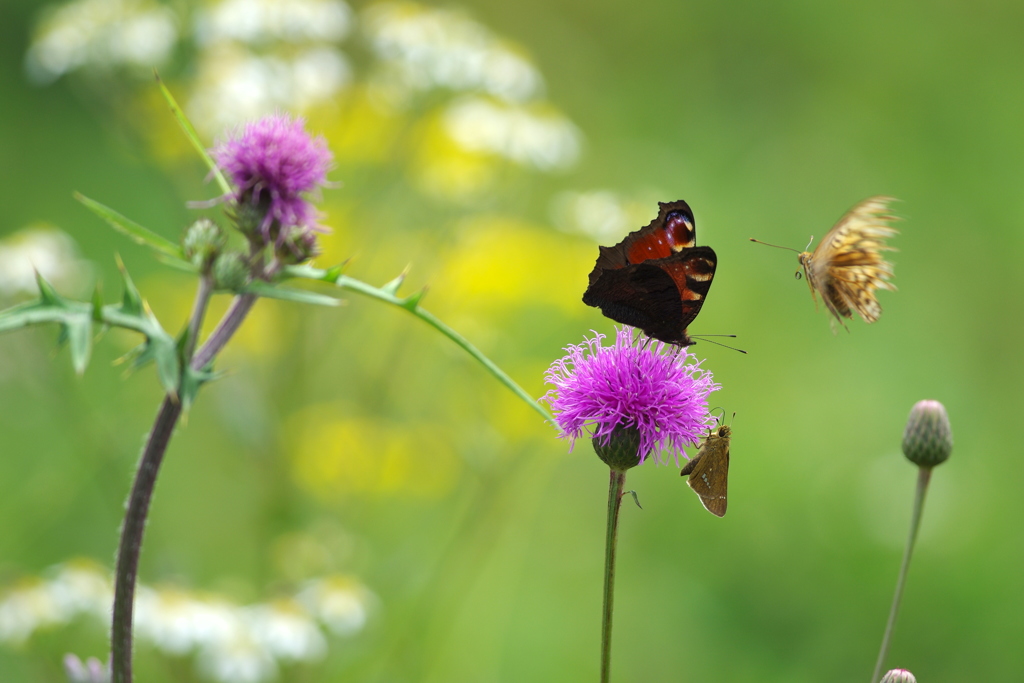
[583,247,717,345]
[681,426,730,517]
[586,200,697,287]
[806,196,899,324]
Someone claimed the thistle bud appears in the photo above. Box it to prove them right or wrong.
[213,252,249,291]
[592,426,643,471]
[880,669,917,683]
[278,228,321,265]
[229,199,268,243]
[902,399,953,469]
[182,218,225,271]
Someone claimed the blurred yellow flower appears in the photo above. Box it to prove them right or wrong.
[431,216,594,317]
[321,86,404,166]
[409,112,496,199]
[287,404,461,500]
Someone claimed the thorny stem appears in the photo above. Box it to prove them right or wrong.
[182,274,213,360]
[870,467,932,683]
[110,283,254,683]
[110,395,181,683]
[601,468,627,683]
[191,293,257,370]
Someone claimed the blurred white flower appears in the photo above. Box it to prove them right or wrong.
[135,588,240,656]
[297,576,373,637]
[0,562,110,645]
[187,44,352,134]
[443,97,580,171]
[197,631,278,683]
[551,190,638,243]
[0,227,92,298]
[46,562,111,622]
[195,0,352,46]
[364,2,542,104]
[25,0,177,84]
[0,579,64,645]
[0,561,372,683]
[245,600,326,661]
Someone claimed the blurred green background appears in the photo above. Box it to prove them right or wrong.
[1,0,1022,681]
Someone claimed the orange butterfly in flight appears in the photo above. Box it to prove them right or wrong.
[753,196,899,329]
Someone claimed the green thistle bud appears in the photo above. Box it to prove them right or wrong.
[182,218,225,271]
[880,669,917,683]
[902,399,953,469]
[593,426,643,471]
[229,199,268,242]
[278,229,321,265]
[213,252,249,291]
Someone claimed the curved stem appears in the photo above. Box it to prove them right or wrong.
[111,395,182,683]
[191,293,257,370]
[601,468,627,683]
[870,467,932,683]
[281,266,553,424]
[183,275,213,360]
[111,286,253,683]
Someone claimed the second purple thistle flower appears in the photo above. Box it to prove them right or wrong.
[544,326,720,467]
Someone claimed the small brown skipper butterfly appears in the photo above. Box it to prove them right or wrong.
[680,423,731,517]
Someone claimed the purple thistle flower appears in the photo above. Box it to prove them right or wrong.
[544,327,719,465]
[213,114,333,248]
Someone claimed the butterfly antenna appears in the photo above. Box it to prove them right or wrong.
[689,335,748,354]
[803,235,815,251]
[749,238,800,253]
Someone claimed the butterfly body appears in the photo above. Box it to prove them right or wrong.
[583,200,717,346]
[680,424,731,517]
[798,196,899,327]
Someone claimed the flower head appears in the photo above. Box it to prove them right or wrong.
[213,114,332,250]
[544,327,719,466]
[902,399,953,469]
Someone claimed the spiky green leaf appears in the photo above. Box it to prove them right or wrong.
[75,193,183,259]
[242,280,341,307]
[155,72,231,197]
[401,287,427,311]
[100,263,180,394]
[180,362,220,413]
[65,317,93,374]
[115,256,145,317]
[380,270,408,296]
[0,275,94,372]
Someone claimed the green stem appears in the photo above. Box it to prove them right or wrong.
[182,274,213,360]
[280,266,553,424]
[338,275,550,423]
[870,467,932,683]
[601,468,627,683]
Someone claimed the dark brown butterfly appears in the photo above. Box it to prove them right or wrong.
[680,423,731,517]
[582,200,716,346]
